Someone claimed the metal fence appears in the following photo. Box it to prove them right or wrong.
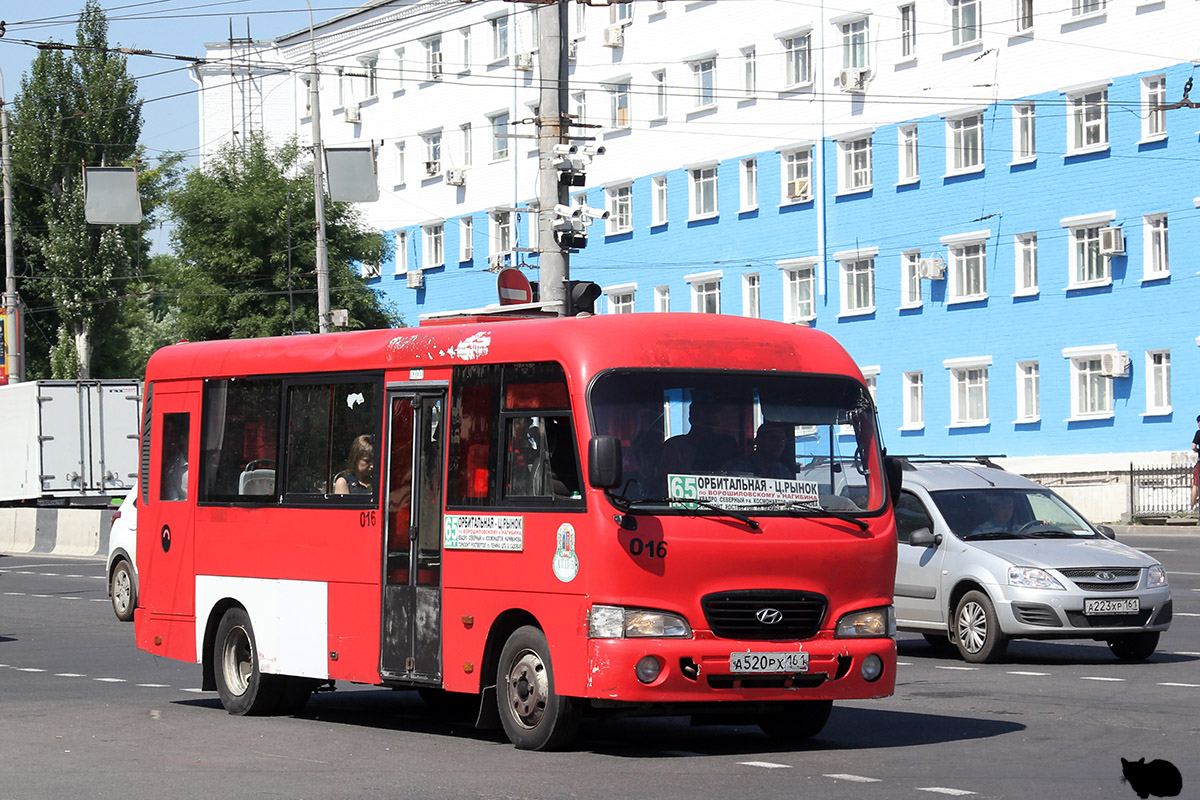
[1128,463,1195,518]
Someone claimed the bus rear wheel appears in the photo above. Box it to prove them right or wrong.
[756,699,833,740]
[496,625,581,751]
[214,607,283,715]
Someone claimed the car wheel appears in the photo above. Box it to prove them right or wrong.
[953,590,1008,664]
[1107,632,1159,661]
[110,561,136,622]
[756,700,833,740]
[496,625,581,751]
[213,607,283,715]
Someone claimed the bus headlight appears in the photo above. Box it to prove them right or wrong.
[588,605,693,639]
[835,606,894,638]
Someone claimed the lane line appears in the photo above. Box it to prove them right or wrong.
[93,678,126,683]
[1157,682,1200,688]
[137,683,171,688]
[739,761,792,769]
[825,774,881,783]
[1080,676,1125,682]
[1008,671,1048,676]
[55,673,86,678]
[918,787,976,796]
[935,665,978,671]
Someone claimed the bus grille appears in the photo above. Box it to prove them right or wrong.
[701,590,827,640]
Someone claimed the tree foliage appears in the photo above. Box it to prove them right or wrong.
[165,133,398,340]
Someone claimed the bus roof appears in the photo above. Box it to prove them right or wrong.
[144,313,864,385]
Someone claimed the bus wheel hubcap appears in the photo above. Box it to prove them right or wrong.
[506,650,548,729]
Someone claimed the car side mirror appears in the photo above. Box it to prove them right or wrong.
[588,435,623,489]
[908,527,942,548]
[884,455,903,508]
[1096,524,1116,541]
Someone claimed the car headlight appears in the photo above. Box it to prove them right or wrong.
[835,606,894,638]
[1146,564,1168,588]
[587,605,692,639]
[1008,566,1065,590]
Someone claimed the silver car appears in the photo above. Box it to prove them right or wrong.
[894,458,1171,663]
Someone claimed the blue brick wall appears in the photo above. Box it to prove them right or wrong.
[372,64,1198,459]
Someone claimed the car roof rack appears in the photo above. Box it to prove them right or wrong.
[892,454,1008,471]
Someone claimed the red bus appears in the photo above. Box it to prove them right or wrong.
[134,311,900,750]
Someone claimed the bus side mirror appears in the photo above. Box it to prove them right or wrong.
[588,435,623,489]
[884,455,903,508]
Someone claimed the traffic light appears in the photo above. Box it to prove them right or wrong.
[564,280,601,316]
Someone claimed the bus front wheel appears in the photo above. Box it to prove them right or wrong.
[214,607,283,715]
[496,625,581,751]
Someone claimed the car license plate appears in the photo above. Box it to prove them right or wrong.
[730,651,809,673]
[1084,597,1140,615]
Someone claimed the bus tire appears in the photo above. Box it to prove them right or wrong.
[214,607,283,715]
[756,699,833,740]
[496,625,581,751]
[110,560,136,622]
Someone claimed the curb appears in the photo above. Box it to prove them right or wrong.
[0,507,113,558]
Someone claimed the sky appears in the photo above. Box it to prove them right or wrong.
[0,1,361,247]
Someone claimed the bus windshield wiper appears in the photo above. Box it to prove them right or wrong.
[770,502,870,531]
[619,496,761,530]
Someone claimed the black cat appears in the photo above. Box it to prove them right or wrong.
[1121,757,1182,799]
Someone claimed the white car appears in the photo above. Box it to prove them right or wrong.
[105,491,138,622]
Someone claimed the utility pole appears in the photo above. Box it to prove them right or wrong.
[310,52,332,333]
[536,0,570,314]
[1,71,20,384]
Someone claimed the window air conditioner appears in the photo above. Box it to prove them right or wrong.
[424,160,441,177]
[344,103,362,123]
[406,270,424,289]
[838,66,870,93]
[918,257,946,280]
[786,178,811,200]
[446,168,466,186]
[515,52,534,71]
[489,252,513,270]
[1099,226,1124,256]
[602,25,625,48]
[1100,350,1130,378]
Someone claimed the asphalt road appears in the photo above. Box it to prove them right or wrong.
[1,530,1196,800]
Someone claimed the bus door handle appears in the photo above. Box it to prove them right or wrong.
[409,524,418,542]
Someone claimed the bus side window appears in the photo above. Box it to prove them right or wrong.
[202,379,281,503]
[160,413,190,502]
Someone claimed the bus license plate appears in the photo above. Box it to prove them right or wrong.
[1084,597,1139,615]
[730,651,809,674]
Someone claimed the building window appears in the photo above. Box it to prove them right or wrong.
[838,254,876,315]
[423,223,444,268]
[687,272,722,313]
[945,358,990,426]
[459,123,473,167]
[572,91,587,127]
[742,47,757,97]
[689,57,716,107]
[1014,104,1035,162]
[900,4,916,57]
[1015,233,1038,295]
[899,125,919,182]
[1062,212,1114,288]
[839,135,872,192]
[393,230,408,275]
[1068,89,1107,152]
[781,259,817,322]
[422,131,442,175]
[605,285,636,314]
[423,36,443,81]
[947,240,986,301]
[393,141,406,186]
[490,15,509,60]
[459,217,473,261]
[950,0,981,46]
[491,210,513,258]
[652,70,667,118]
[841,17,869,69]
[1146,350,1171,414]
[1016,0,1034,30]
[1144,214,1168,279]
[902,371,924,429]
[948,113,983,172]
[609,81,631,128]
[1144,75,1166,139]
[783,148,813,201]
[690,165,718,219]
[393,47,406,92]
[740,158,758,211]
[335,66,345,107]
[611,1,633,23]
[742,273,760,317]
[901,250,921,308]
[654,285,670,312]
[1017,361,1040,421]
[1072,0,1105,16]
[460,29,471,73]
[607,184,633,234]
[1065,351,1112,418]
[783,34,812,86]
[489,112,510,160]
[361,56,379,98]
[652,175,668,225]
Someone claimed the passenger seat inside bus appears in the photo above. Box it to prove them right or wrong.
[238,463,276,496]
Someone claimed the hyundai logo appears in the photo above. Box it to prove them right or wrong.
[755,608,784,625]
[1096,571,1115,581]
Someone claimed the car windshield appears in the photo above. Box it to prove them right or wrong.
[589,369,885,515]
[929,488,1099,540]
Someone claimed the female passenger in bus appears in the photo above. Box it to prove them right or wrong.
[334,434,375,495]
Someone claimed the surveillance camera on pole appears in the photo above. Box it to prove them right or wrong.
[553,204,588,250]
[579,205,609,221]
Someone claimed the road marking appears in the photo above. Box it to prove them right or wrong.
[1080,676,1125,682]
[137,683,171,688]
[93,678,126,683]
[180,688,207,694]
[1008,671,1048,676]
[1174,612,1200,617]
[739,761,792,769]
[3,592,25,596]
[935,665,978,671]
[897,661,913,666]
[55,673,86,678]
[15,667,46,672]
[825,774,881,783]
[59,596,82,601]
[1173,651,1200,657]
[918,787,976,796]
[1157,682,1200,688]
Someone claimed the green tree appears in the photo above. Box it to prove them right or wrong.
[166,133,397,340]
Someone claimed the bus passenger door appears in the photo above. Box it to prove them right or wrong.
[380,390,445,683]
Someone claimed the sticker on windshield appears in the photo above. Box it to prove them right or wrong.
[668,474,820,509]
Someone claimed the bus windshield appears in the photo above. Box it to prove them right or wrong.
[590,369,884,515]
